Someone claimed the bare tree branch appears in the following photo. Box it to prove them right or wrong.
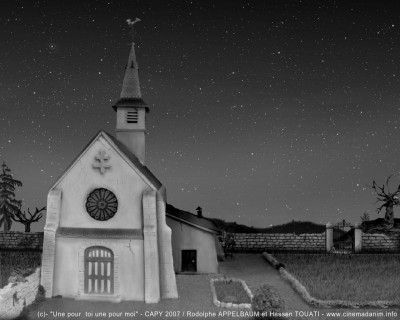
[11,206,46,232]
[376,203,386,214]
[369,175,399,230]
[386,174,393,193]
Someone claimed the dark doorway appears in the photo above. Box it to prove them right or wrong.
[181,250,197,272]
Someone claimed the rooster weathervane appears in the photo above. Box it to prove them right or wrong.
[126,18,141,42]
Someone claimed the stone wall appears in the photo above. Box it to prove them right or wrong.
[0,268,41,319]
[362,232,400,252]
[233,232,326,252]
[0,232,43,251]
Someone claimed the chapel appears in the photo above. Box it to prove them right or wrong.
[40,24,178,303]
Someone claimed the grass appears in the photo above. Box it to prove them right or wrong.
[274,253,400,302]
[213,279,251,304]
[0,251,42,288]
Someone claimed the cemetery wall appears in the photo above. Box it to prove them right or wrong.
[361,232,400,252]
[233,232,326,252]
[0,232,43,251]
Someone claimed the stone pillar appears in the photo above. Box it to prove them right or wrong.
[40,189,61,298]
[354,222,362,253]
[326,222,333,253]
[142,190,160,303]
[156,186,178,299]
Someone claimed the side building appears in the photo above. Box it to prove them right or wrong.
[166,204,223,274]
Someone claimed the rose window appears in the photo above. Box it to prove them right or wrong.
[85,188,118,221]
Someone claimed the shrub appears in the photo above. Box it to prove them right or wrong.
[35,285,46,302]
[252,284,285,320]
[0,251,41,287]
[213,279,251,304]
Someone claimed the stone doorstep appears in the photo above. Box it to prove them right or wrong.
[210,278,252,310]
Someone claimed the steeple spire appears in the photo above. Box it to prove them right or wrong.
[120,42,142,99]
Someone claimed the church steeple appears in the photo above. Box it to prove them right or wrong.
[113,18,148,164]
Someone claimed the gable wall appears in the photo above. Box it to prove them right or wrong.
[53,137,151,229]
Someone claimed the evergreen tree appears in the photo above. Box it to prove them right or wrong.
[360,212,370,223]
[0,162,22,231]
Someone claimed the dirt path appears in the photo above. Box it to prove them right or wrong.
[219,253,312,312]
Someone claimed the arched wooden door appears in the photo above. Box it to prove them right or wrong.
[84,246,114,295]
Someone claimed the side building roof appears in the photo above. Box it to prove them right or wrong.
[166,204,220,234]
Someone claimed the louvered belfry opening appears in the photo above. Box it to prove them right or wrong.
[84,246,114,295]
[126,109,138,123]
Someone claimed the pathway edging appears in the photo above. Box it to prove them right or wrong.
[210,278,252,309]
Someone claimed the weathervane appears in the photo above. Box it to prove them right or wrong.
[126,18,141,42]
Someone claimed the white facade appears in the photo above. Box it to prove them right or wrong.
[40,132,178,302]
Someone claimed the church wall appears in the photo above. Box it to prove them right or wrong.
[53,236,145,301]
[54,137,150,230]
[52,237,79,296]
[117,239,145,301]
[167,218,218,274]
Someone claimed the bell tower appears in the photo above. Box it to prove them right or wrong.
[113,18,149,164]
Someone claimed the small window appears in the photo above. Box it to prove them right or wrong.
[126,110,138,124]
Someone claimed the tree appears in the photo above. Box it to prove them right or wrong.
[220,231,236,258]
[360,212,370,223]
[369,174,400,230]
[11,206,46,232]
[0,162,22,231]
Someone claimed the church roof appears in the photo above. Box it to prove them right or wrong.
[49,130,162,191]
[166,204,220,234]
[112,97,148,111]
[112,42,149,112]
[121,42,141,99]
[103,131,162,188]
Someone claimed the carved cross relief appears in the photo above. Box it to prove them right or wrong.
[92,150,111,174]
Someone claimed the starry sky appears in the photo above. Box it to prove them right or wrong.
[2,0,400,232]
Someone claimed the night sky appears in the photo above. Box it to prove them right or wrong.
[2,0,400,232]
